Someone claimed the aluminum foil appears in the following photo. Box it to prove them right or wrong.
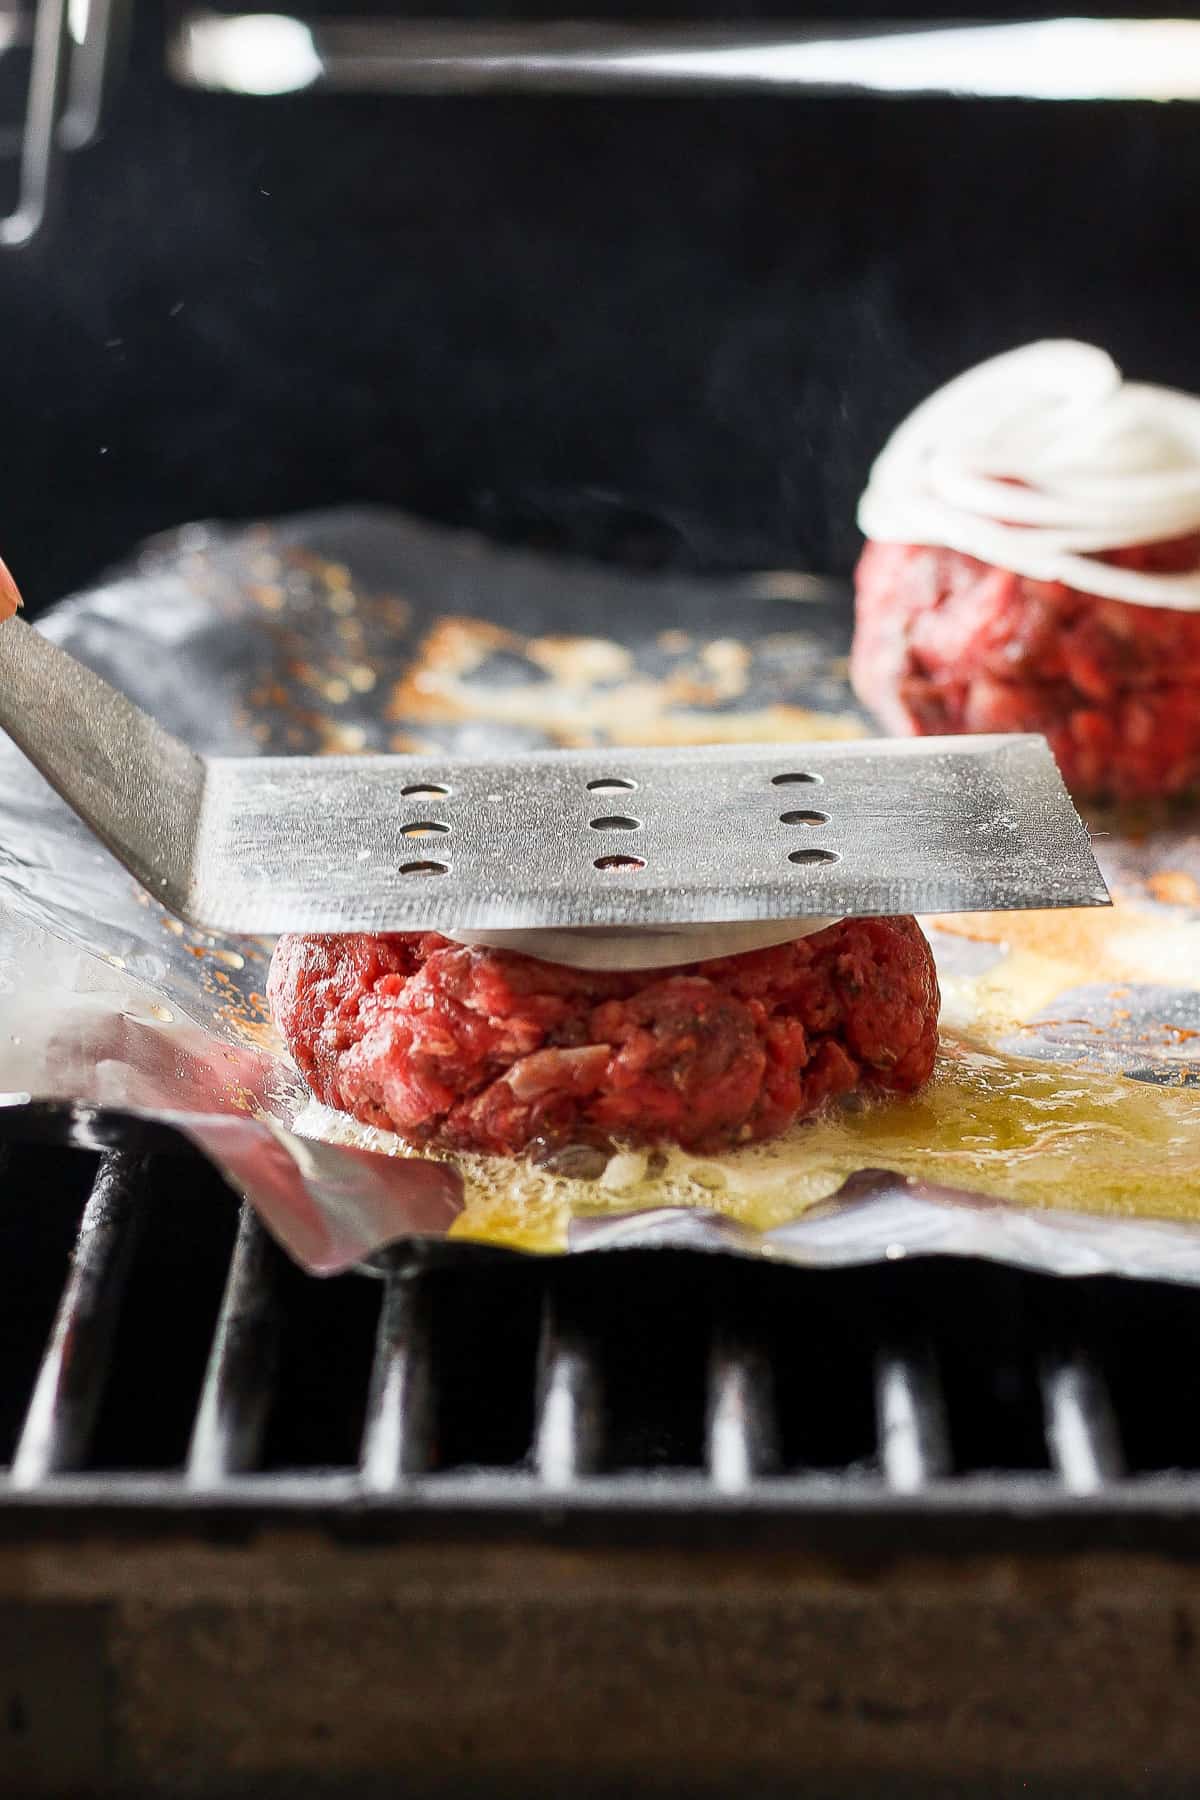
[1,506,1197,1279]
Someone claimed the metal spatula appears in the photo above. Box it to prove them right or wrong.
[0,613,1108,937]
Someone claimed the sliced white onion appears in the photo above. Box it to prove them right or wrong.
[446,918,841,971]
[857,340,1200,611]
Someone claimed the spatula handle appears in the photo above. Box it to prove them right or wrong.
[0,614,204,909]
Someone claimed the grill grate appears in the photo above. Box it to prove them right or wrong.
[4,1111,1200,1537]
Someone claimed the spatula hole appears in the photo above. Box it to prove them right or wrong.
[788,848,840,867]
[587,777,637,793]
[401,820,451,838]
[590,815,641,832]
[401,783,450,798]
[772,771,822,786]
[595,854,646,872]
[399,859,449,876]
[779,809,830,826]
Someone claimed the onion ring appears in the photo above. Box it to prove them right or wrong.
[858,340,1200,610]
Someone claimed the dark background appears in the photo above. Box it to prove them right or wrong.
[6,0,1200,613]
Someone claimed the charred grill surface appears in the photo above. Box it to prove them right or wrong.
[5,1109,1200,1800]
[4,1106,1200,1524]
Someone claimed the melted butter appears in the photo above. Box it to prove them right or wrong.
[928,897,1200,1038]
[928,896,1200,985]
[293,1041,1200,1255]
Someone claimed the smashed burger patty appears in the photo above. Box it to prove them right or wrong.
[269,918,940,1157]
[852,536,1200,802]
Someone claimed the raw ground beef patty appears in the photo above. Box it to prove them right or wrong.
[269,918,940,1157]
[852,536,1200,801]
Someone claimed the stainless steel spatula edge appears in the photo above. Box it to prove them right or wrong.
[0,612,1110,937]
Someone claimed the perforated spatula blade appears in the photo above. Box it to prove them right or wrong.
[0,614,1108,937]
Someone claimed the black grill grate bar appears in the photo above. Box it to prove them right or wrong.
[360,1270,433,1487]
[533,1291,603,1485]
[10,1151,145,1486]
[874,1345,952,1490]
[1041,1350,1126,1491]
[706,1336,780,1491]
[187,1207,285,1483]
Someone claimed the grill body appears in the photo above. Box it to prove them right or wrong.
[4,5,1200,1790]
[5,1115,1200,1796]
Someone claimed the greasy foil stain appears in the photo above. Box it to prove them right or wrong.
[0,506,1197,1277]
[385,616,864,748]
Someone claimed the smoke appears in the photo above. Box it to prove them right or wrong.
[5,23,1199,615]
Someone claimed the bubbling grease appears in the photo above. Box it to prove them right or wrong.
[295,1040,1200,1254]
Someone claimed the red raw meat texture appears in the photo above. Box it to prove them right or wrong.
[851,535,1200,801]
[268,919,940,1158]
